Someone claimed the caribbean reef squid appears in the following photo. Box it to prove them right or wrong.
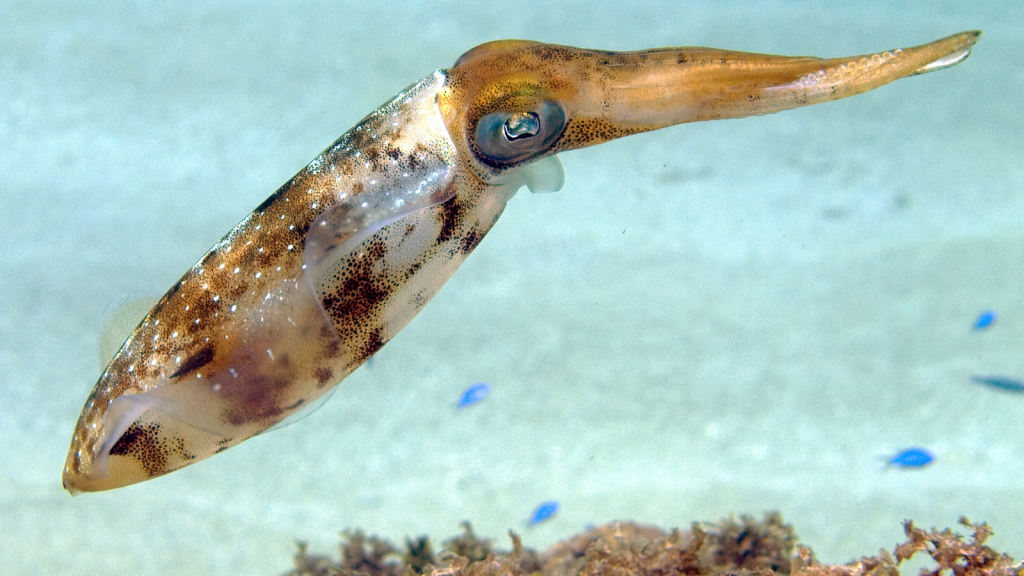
[63,31,980,493]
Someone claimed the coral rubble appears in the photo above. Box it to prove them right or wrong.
[284,514,1021,576]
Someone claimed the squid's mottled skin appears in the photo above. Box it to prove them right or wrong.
[63,31,980,493]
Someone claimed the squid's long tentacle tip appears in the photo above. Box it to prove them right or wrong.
[913,30,982,75]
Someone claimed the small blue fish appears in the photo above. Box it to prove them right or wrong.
[529,500,559,525]
[887,447,934,468]
[457,382,490,408]
[971,375,1024,393]
[973,310,997,330]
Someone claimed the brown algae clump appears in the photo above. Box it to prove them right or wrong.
[284,514,1021,576]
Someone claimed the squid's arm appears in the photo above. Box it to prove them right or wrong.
[439,31,981,178]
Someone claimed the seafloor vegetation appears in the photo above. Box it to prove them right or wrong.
[282,513,1021,576]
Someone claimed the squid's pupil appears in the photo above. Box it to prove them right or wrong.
[503,112,540,141]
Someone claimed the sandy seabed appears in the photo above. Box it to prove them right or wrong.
[1,2,1022,574]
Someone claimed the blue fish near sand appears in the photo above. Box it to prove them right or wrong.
[973,310,997,330]
[529,500,559,525]
[457,382,490,408]
[887,447,934,468]
[970,375,1024,393]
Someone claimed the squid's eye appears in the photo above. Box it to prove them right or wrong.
[503,112,540,140]
[474,101,566,166]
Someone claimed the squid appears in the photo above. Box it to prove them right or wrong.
[63,31,980,493]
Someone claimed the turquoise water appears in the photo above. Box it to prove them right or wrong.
[1,2,1022,574]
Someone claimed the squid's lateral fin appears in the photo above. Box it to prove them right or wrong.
[522,155,565,193]
[98,296,160,366]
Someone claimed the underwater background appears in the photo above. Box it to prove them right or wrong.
[1,1,1021,574]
